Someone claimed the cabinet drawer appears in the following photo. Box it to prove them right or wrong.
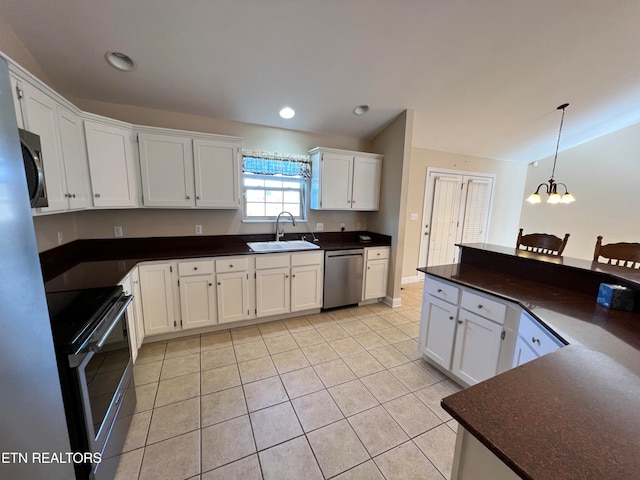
[461,290,506,325]
[366,247,389,260]
[255,253,290,270]
[291,251,324,266]
[216,257,249,273]
[425,277,459,305]
[518,312,563,356]
[178,259,214,276]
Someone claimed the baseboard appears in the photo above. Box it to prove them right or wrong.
[401,275,420,284]
[384,296,402,307]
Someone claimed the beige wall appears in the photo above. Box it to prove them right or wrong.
[403,148,527,279]
[369,110,414,303]
[0,18,52,87]
[519,121,640,260]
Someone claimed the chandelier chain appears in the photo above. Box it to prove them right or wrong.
[550,104,568,180]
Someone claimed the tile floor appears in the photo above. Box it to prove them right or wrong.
[114,282,463,480]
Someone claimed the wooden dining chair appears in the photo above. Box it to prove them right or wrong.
[593,236,640,268]
[516,228,570,256]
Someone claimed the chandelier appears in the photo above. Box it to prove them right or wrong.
[526,103,576,204]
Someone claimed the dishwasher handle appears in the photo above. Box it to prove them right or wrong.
[325,249,364,258]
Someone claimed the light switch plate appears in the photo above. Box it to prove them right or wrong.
[114,226,123,237]
[410,213,418,221]
[195,225,203,235]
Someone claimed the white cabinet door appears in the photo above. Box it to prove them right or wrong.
[84,120,138,207]
[512,335,539,368]
[363,258,388,300]
[320,152,352,209]
[9,74,24,129]
[291,264,323,312]
[352,155,382,210]
[193,138,240,208]
[120,274,138,363]
[419,295,458,369]
[451,310,503,385]
[139,263,177,335]
[256,267,290,317]
[57,106,90,209]
[138,133,194,207]
[216,271,251,323]
[130,267,144,349]
[20,82,67,212]
[179,275,217,329]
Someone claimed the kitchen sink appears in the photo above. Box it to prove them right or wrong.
[247,240,320,252]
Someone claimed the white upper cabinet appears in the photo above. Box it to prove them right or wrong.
[310,147,382,211]
[193,138,241,208]
[84,117,138,208]
[56,106,91,210]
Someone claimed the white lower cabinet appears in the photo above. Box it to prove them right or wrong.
[138,262,178,336]
[362,247,389,301]
[419,294,458,369]
[512,311,562,367]
[216,256,254,324]
[291,263,323,312]
[178,259,217,330]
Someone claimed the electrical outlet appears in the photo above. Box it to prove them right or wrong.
[114,226,123,237]
[410,213,418,221]
[340,223,346,232]
[57,232,64,245]
[195,225,203,235]
[316,223,324,231]
[356,222,362,230]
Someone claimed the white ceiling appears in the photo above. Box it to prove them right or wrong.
[2,0,640,163]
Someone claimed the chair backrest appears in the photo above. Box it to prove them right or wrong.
[517,228,570,256]
[593,236,640,268]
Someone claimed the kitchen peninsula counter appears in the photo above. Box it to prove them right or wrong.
[418,243,640,480]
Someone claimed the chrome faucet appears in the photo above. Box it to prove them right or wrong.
[275,211,297,242]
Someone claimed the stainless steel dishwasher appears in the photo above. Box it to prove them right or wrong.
[323,249,364,309]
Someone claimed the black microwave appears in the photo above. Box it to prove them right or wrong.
[19,128,48,208]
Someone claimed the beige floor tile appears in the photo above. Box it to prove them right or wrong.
[243,376,289,412]
[446,419,458,432]
[348,405,409,456]
[238,357,278,384]
[201,346,236,371]
[333,460,385,480]
[201,364,241,395]
[201,415,256,471]
[280,366,325,399]
[399,309,422,322]
[354,331,389,350]
[330,337,366,357]
[368,345,411,369]
[360,371,409,403]
[259,436,323,480]
[413,382,457,422]
[134,382,158,413]
[147,397,199,444]
[313,359,357,387]
[317,323,350,341]
[393,339,423,361]
[292,389,344,432]
[122,410,151,453]
[340,319,373,336]
[366,303,395,314]
[304,312,335,326]
[301,342,339,365]
[329,379,379,417]
[283,316,314,332]
[375,441,444,480]
[264,334,298,354]
[291,329,325,347]
[328,309,357,321]
[138,430,200,480]
[413,359,448,382]
[155,372,200,407]
[113,447,143,480]
[200,331,232,351]
[342,351,385,377]
[441,377,464,393]
[378,311,412,327]
[390,362,439,391]
[307,419,370,478]
[201,386,247,426]
[383,393,442,438]
[133,361,162,385]
[271,348,310,374]
[165,336,201,359]
[376,327,411,344]
[414,424,457,479]
[202,454,262,480]
[135,342,167,364]
[231,325,262,344]
[160,352,200,380]
[397,322,420,339]
[351,306,378,319]
[233,339,269,362]
[258,320,289,338]
[361,316,394,331]
[250,401,303,450]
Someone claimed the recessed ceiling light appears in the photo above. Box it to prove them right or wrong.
[279,107,295,119]
[105,51,136,72]
[353,105,369,116]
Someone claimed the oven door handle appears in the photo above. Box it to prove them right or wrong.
[88,295,133,352]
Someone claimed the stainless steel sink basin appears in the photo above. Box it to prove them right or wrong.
[247,240,320,252]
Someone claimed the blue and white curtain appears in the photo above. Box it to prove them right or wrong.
[242,150,311,178]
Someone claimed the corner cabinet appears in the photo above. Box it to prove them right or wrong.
[138,262,178,335]
[309,147,382,211]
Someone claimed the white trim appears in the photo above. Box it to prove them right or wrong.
[384,296,402,308]
[401,275,421,284]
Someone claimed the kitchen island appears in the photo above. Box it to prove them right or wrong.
[418,243,640,480]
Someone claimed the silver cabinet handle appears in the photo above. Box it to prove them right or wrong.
[95,193,101,198]
[531,337,541,345]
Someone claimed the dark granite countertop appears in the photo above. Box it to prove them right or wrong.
[41,231,391,292]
